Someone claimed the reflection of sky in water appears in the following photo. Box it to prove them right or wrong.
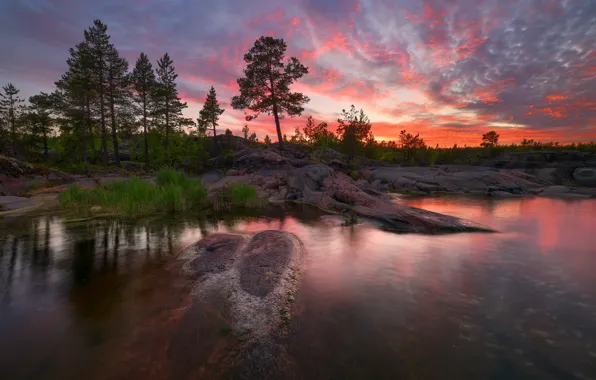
[0,198,595,379]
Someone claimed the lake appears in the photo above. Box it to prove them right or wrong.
[1,197,596,379]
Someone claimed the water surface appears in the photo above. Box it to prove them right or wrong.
[1,198,595,379]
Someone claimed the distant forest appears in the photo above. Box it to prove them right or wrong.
[0,20,594,172]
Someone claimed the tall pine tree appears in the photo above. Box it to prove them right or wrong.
[231,36,310,150]
[106,45,130,167]
[131,52,155,164]
[28,92,54,160]
[0,83,25,143]
[55,41,95,163]
[153,53,186,147]
[197,86,224,154]
[84,19,112,162]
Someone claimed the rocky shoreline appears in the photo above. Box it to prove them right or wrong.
[1,149,595,220]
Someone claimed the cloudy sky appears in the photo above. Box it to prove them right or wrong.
[1,0,595,146]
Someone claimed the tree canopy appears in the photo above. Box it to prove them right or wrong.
[231,36,310,149]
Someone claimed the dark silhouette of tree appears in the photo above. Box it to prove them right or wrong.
[131,52,155,165]
[54,41,94,162]
[303,115,329,146]
[153,53,187,147]
[249,132,257,143]
[106,45,129,167]
[84,20,112,162]
[28,93,54,160]
[398,130,426,163]
[242,124,249,140]
[290,126,305,144]
[481,130,499,147]
[198,86,224,154]
[337,105,372,159]
[264,135,271,146]
[0,83,25,142]
[231,36,310,150]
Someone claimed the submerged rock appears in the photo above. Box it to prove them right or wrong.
[179,231,304,378]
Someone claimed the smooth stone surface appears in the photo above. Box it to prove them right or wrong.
[0,196,39,211]
[573,168,596,187]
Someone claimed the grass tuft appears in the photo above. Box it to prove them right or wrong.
[60,171,208,218]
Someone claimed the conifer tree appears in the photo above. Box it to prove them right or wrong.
[84,19,112,162]
[198,86,225,154]
[131,52,155,164]
[28,92,54,160]
[55,41,94,162]
[153,53,187,147]
[0,83,25,142]
[242,124,249,140]
[231,36,310,150]
[106,45,130,166]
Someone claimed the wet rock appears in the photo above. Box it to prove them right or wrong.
[537,186,596,199]
[181,233,246,279]
[0,196,40,211]
[573,168,596,187]
[180,231,304,379]
[239,231,294,297]
[90,205,102,212]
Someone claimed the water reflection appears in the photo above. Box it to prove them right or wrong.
[0,199,595,380]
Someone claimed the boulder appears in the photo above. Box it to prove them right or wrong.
[179,231,304,379]
[573,168,596,187]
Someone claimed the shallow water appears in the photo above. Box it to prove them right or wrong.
[1,198,596,379]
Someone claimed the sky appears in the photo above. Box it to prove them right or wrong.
[1,0,595,146]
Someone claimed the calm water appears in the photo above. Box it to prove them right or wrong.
[1,198,596,380]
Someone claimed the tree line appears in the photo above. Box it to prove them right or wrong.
[1,19,594,170]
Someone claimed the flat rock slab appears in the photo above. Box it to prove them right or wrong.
[182,233,246,278]
[0,196,40,211]
[179,230,304,378]
[240,231,294,297]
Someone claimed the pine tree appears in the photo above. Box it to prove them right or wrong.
[242,124,249,140]
[55,41,95,162]
[131,52,155,164]
[198,86,225,154]
[28,92,54,160]
[84,19,112,162]
[0,83,25,143]
[337,105,372,160]
[231,36,310,150]
[153,53,187,147]
[106,45,130,166]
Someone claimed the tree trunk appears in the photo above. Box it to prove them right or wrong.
[99,90,108,163]
[267,69,284,151]
[9,107,16,143]
[42,125,48,161]
[143,93,149,166]
[212,121,219,155]
[82,98,90,163]
[109,94,121,167]
[272,104,283,150]
[164,99,169,148]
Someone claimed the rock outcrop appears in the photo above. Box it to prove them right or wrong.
[206,151,494,233]
[180,231,304,379]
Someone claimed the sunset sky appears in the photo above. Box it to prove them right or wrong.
[1,0,595,146]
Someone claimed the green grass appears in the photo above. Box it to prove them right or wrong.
[227,183,258,207]
[60,169,208,218]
